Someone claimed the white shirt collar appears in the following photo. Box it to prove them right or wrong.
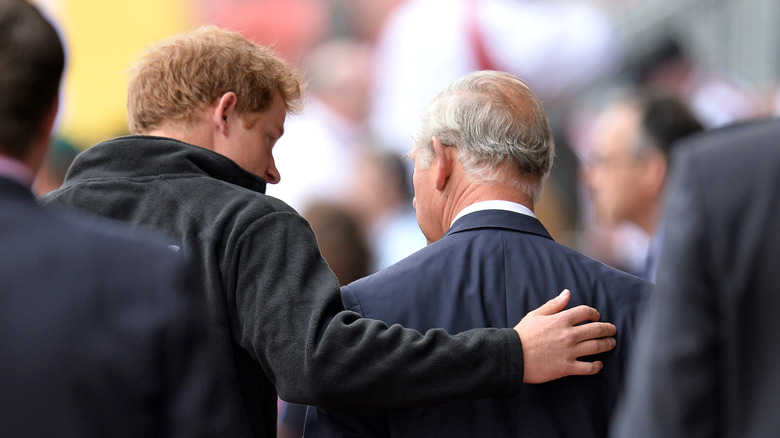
[451,200,535,227]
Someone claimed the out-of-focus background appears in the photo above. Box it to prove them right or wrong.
[32,0,780,277]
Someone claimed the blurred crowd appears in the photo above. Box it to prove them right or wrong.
[37,0,776,279]
[41,2,775,323]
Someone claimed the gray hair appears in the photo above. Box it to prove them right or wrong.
[412,71,554,202]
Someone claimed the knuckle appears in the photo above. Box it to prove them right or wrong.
[562,330,577,345]
[591,322,608,337]
[596,322,613,336]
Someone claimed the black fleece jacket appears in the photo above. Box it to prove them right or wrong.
[41,136,524,437]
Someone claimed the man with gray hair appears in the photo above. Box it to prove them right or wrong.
[305,70,652,437]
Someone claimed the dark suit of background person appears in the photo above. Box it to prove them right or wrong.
[0,1,229,436]
[305,71,652,438]
[611,117,780,438]
[1,179,230,437]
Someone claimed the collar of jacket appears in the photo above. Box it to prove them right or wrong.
[444,209,553,241]
[65,135,268,194]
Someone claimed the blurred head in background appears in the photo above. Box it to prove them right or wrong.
[0,0,64,174]
[585,87,703,236]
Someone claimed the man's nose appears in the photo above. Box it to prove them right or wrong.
[265,161,280,184]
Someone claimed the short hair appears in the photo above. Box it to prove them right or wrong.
[127,26,304,134]
[629,88,703,163]
[413,70,554,202]
[0,0,65,158]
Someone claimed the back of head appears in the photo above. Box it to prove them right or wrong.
[0,0,64,159]
[413,70,554,202]
[127,26,304,134]
[632,88,703,162]
[303,201,372,286]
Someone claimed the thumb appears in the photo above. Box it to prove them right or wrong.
[528,289,570,316]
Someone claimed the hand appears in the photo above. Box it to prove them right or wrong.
[514,289,617,384]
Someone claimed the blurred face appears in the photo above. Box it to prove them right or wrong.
[585,104,646,226]
[410,146,441,243]
[226,93,286,184]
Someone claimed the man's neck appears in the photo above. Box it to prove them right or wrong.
[146,120,213,151]
[633,201,661,237]
[443,183,534,230]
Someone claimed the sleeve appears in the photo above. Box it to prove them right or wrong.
[610,149,720,437]
[230,210,524,414]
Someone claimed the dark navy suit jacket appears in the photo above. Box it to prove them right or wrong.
[0,176,231,437]
[306,209,651,438]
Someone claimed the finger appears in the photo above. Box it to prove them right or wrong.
[570,321,617,344]
[559,304,601,325]
[566,360,604,376]
[527,289,570,316]
[575,337,617,357]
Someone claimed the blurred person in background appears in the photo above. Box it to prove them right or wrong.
[198,0,330,64]
[303,201,373,285]
[267,37,373,213]
[267,38,428,270]
[329,0,407,42]
[32,135,79,195]
[583,87,703,281]
[612,117,780,438]
[0,1,230,435]
[632,37,766,129]
[42,26,620,437]
[348,150,426,271]
[368,0,623,157]
[306,70,651,438]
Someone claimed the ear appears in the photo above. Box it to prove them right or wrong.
[212,92,238,136]
[643,151,668,196]
[432,136,454,191]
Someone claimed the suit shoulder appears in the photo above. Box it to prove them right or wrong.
[533,237,653,294]
[340,241,456,319]
[41,205,189,278]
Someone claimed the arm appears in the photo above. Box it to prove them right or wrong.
[234,210,615,414]
[344,283,615,386]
